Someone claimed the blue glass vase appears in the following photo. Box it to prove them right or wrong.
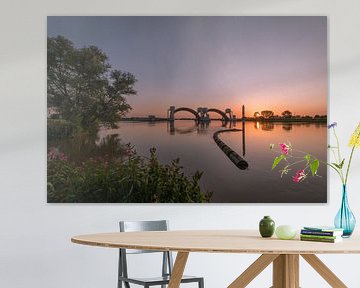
[334,185,356,237]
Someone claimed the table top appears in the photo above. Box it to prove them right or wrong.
[71,230,360,254]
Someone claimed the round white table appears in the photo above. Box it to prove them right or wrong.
[72,230,360,288]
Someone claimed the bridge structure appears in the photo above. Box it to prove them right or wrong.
[167,105,245,122]
[167,105,247,168]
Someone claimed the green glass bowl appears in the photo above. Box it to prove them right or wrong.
[275,225,297,240]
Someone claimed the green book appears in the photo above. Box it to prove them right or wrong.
[300,236,342,243]
[300,234,339,240]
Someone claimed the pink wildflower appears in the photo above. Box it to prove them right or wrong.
[47,151,56,160]
[279,143,290,155]
[293,169,306,183]
[47,148,68,162]
[59,153,68,161]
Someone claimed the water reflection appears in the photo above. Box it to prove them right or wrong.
[168,120,247,158]
[48,132,131,164]
[49,121,327,203]
[167,120,237,135]
[167,122,198,135]
[282,123,293,131]
[261,122,275,131]
[254,121,275,131]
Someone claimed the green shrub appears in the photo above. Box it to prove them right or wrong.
[47,119,77,140]
[47,148,212,203]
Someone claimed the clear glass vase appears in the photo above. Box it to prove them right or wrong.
[334,185,356,237]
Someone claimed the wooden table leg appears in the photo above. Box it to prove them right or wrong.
[228,254,279,288]
[272,254,299,288]
[301,254,347,288]
[168,252,189,288]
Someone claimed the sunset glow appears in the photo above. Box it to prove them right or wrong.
[47,16,328,203]
[48,16,327,118]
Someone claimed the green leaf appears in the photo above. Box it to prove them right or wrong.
[339,158,345,169]
[304,154,311,164]
[310,159,320,176]
[272,154,285,170]
[332,159,345,169]
[332,162,342,169]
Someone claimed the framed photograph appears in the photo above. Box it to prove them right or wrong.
[47,16,327,203]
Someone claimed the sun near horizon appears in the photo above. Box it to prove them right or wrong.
[48,16,327,119]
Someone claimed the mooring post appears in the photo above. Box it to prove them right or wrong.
[242,105,246,156]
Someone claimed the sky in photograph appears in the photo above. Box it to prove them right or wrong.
[48,16,327,118]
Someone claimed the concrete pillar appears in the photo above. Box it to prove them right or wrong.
[169,106,175,121]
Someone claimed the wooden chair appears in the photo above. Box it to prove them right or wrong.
[118,220,204,288]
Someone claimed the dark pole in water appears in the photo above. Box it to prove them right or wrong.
[242,105,246,156]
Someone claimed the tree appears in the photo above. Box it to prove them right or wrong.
[47,36,137,130]
[261,110,274,119]
[281,110,292,118]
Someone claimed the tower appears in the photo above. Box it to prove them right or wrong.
[168,106,175,121]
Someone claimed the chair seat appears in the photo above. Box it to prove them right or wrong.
[119,274,203,286]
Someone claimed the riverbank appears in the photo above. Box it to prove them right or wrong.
[118,117,327,123]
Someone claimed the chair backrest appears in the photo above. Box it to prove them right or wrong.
[118,220,173,282]
[119,220,169,254]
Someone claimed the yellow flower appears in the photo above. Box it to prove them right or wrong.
[349,122,360,147]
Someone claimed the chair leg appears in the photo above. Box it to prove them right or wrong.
[198,278,204,288]
[118,249,122,288]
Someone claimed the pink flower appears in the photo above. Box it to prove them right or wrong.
[47,151,56,160]
[279,143,290,155]
[293,169,306,183]
[47,149,68,162]
[59,153,68,161]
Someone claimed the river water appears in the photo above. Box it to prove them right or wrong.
[93,120,327,203]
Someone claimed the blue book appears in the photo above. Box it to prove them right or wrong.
[302,226,343,236]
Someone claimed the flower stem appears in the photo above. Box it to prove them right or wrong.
[290,148,345,183]
[327,163,344,181]
[331,127,346,184]
[333,127,342,163]
[330,147,339,164]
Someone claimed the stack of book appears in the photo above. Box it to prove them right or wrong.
[300,226,344,243]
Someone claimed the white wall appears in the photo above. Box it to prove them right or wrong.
[1,0,360,287]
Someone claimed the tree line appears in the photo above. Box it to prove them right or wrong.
[253,110,326,119]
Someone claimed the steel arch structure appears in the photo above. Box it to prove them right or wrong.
[173,107,199,119]
[207,108,229,121]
